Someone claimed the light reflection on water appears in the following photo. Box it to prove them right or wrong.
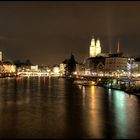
[0,77,140,138]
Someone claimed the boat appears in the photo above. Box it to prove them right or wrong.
[74,80,95,86]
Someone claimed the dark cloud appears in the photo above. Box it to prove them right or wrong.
[0,1,140,65]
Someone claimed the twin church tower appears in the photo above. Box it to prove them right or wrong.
[89,36,101,57]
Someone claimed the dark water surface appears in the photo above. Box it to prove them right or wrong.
[0,77,140,139]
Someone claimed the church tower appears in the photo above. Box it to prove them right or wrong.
[89,36,96,57]
[89,36,101,57]
[96,39,101,56]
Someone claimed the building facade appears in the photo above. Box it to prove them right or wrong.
[0,51,2,62]
[84,56,106,76]
[105,53,128,76]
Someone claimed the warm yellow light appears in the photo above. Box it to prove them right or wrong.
[73,71,77,75]
[91,81,95,85]
[91,38,96,46]
[53,66,60,74]
[89,37,101,57]
[96,39,101,55]
[3,65,16,73]
[91,85,95,95]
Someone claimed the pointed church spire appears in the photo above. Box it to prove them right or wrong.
[117,39,120,53]
[96,38,100,48]
[96,38,101,56]
[91,36,95,46]
[89,35,96,57]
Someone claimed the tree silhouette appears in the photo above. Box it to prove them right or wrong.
[13,59,33,67]
[13,60,22,67]
[25,59,32,66]
[66,54,76,76]
[62,59,69,64]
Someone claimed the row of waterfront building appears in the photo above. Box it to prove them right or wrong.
[0,36,140,78]
[0,51,66,77]
[76,36,139,78]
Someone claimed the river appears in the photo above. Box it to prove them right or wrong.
[0,77,140,138]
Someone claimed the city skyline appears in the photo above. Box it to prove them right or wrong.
[0,1,140,65]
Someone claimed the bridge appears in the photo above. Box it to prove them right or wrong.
[17,71,50,76]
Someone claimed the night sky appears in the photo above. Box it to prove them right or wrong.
[0,1,140,66]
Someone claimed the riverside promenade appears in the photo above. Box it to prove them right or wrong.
[73,75,140,94]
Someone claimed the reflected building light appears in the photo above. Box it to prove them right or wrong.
[82,86,86,107]
[88,85,103,138]
[108,88,112,94]
[82,86,86,94]
[113,90,128,136]
[91,85,95,96]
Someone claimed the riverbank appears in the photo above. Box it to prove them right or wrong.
[73,78,140,95]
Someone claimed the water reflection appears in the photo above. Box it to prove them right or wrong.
[111,90,128,138]
[0,77,140,138]
[88,85,104,138]
[79,85,140,138]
